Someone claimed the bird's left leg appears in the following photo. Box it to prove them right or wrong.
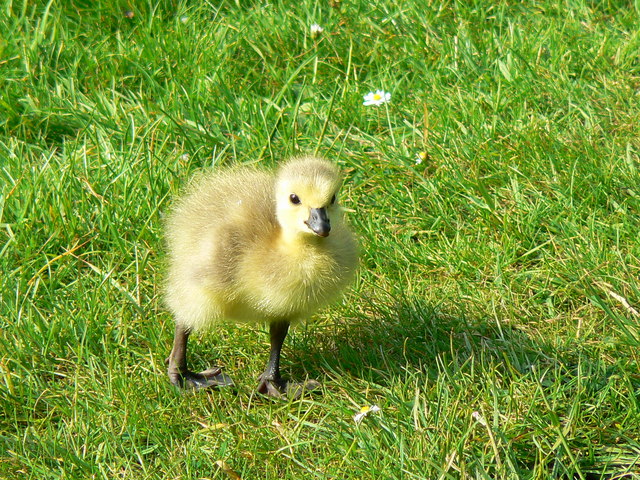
[257,321,319,398]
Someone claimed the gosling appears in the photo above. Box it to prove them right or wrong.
[164,156,358,397]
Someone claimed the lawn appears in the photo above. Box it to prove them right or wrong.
[1,0,639,478]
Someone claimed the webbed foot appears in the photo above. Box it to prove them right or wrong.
[257,374,321,399]
[169,366,234,390]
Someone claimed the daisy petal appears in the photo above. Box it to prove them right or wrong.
[362,90,391,106]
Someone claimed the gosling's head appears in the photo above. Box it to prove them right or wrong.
[275,157,344,239]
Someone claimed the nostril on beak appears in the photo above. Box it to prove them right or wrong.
[306,208,331,237]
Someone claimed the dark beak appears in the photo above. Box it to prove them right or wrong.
[305,207,331,237]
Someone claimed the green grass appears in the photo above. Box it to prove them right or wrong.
[1,0,640,478]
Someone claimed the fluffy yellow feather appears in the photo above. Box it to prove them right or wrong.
[164,156,358,396]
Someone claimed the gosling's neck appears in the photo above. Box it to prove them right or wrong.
[278,228,327,253]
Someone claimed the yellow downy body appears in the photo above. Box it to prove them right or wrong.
[164,157,358,332]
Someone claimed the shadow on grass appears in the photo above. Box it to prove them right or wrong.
[289,299,567,387]
[286,299,640,479]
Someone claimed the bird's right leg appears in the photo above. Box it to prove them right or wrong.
[167,324,234,389]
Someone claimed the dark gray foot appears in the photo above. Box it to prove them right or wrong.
[169,367,234,390]
[257,374,321,399]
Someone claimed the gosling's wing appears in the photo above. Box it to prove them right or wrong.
[166,169,278,290]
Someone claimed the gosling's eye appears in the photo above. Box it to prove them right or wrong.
[331,194,336,205]
[289,194,301,205]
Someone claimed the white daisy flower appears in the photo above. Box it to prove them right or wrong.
[363,90,391,106]
[310,23,324,38]
[353,405,381,424]
[415,151,427,164]
[472,411,487,426]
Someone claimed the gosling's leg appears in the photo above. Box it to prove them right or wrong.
[167,324,234,389]
[257,321,320,398]
[257,321,289,396]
